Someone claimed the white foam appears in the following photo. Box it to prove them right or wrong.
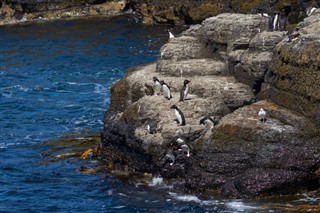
[149,176,163,186]
[169,192,201,203]
[226,201,257,211]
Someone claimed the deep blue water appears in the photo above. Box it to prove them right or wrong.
[0,16,319,213]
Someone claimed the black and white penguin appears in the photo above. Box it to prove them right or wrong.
[144,83,154,96]
[175,138,191,157]
[199,116,219,130]
[258,108,267,122]
[153,77,162,95]
[270,9,287,31]
[160,80,172,100]
[287,28,300,42]
[171,105,186,126]
[179,79,190,102]
[145,120,158,134]
[278,9,287,31]
[306,6,317,16]
[162,149,177,166]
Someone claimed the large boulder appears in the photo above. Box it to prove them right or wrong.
[186,100,320,197]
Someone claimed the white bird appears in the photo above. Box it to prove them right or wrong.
[258,108,267,122]
[168,29,175,39]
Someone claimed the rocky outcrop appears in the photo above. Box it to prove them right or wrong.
[128,0,319,25]
[101,12,320,198]
[259,10,320,126]
[1,0,319,26]
[0,0,126,25]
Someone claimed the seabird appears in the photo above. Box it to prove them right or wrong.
[258,108,267,122]
[153,77,162,95]
[179,79,190,102]
[199,116,218,130]
[168,29,175,39]
[306,7,317,16]
[160,80,172,100]
[175,138,191,157]
[171,105,186,126]
[163,149,176,165]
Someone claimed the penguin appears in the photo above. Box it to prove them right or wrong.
[306,7,317,16]
[271,13,279,31]
[145,120,157,134]
[175,137,191,157]
[258,108,267,122]
[144,83,154,96]
[260,12,269,17]
[153,77,162,95]
[278,9,287,31]
[160,80,172,100]
[199,116,218,130]
[171,105,186,126]
[287,29,300,42]
[168,29,175,39]
[162,149,177,166]
[179,79,190,102]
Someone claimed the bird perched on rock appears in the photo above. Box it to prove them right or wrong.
[175,137,191,157]
[171,105,186,126]
[145,120,158,134]
[199,116,218,130]
[162,149,177,166]
[168,29,175,39]
[144,83,154,96]
[179,79,190,102]
[160,80,172,100]
[258,108,267,122]
[153,77,162,95]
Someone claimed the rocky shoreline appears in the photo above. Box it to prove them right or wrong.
[101,11,320,198]
[1,0,319,26]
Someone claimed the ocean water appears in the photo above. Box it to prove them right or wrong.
[0,15,319,213]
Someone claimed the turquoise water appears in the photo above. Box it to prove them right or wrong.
[0,15,319,212]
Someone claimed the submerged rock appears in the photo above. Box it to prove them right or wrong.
[102,12,320,198]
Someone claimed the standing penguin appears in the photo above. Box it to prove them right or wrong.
[153,77,162,95]
[160,80,172,100]
[258,108,267,122]
[279,9,287,31]
[179,79,190,102]
[171,105,186,126]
